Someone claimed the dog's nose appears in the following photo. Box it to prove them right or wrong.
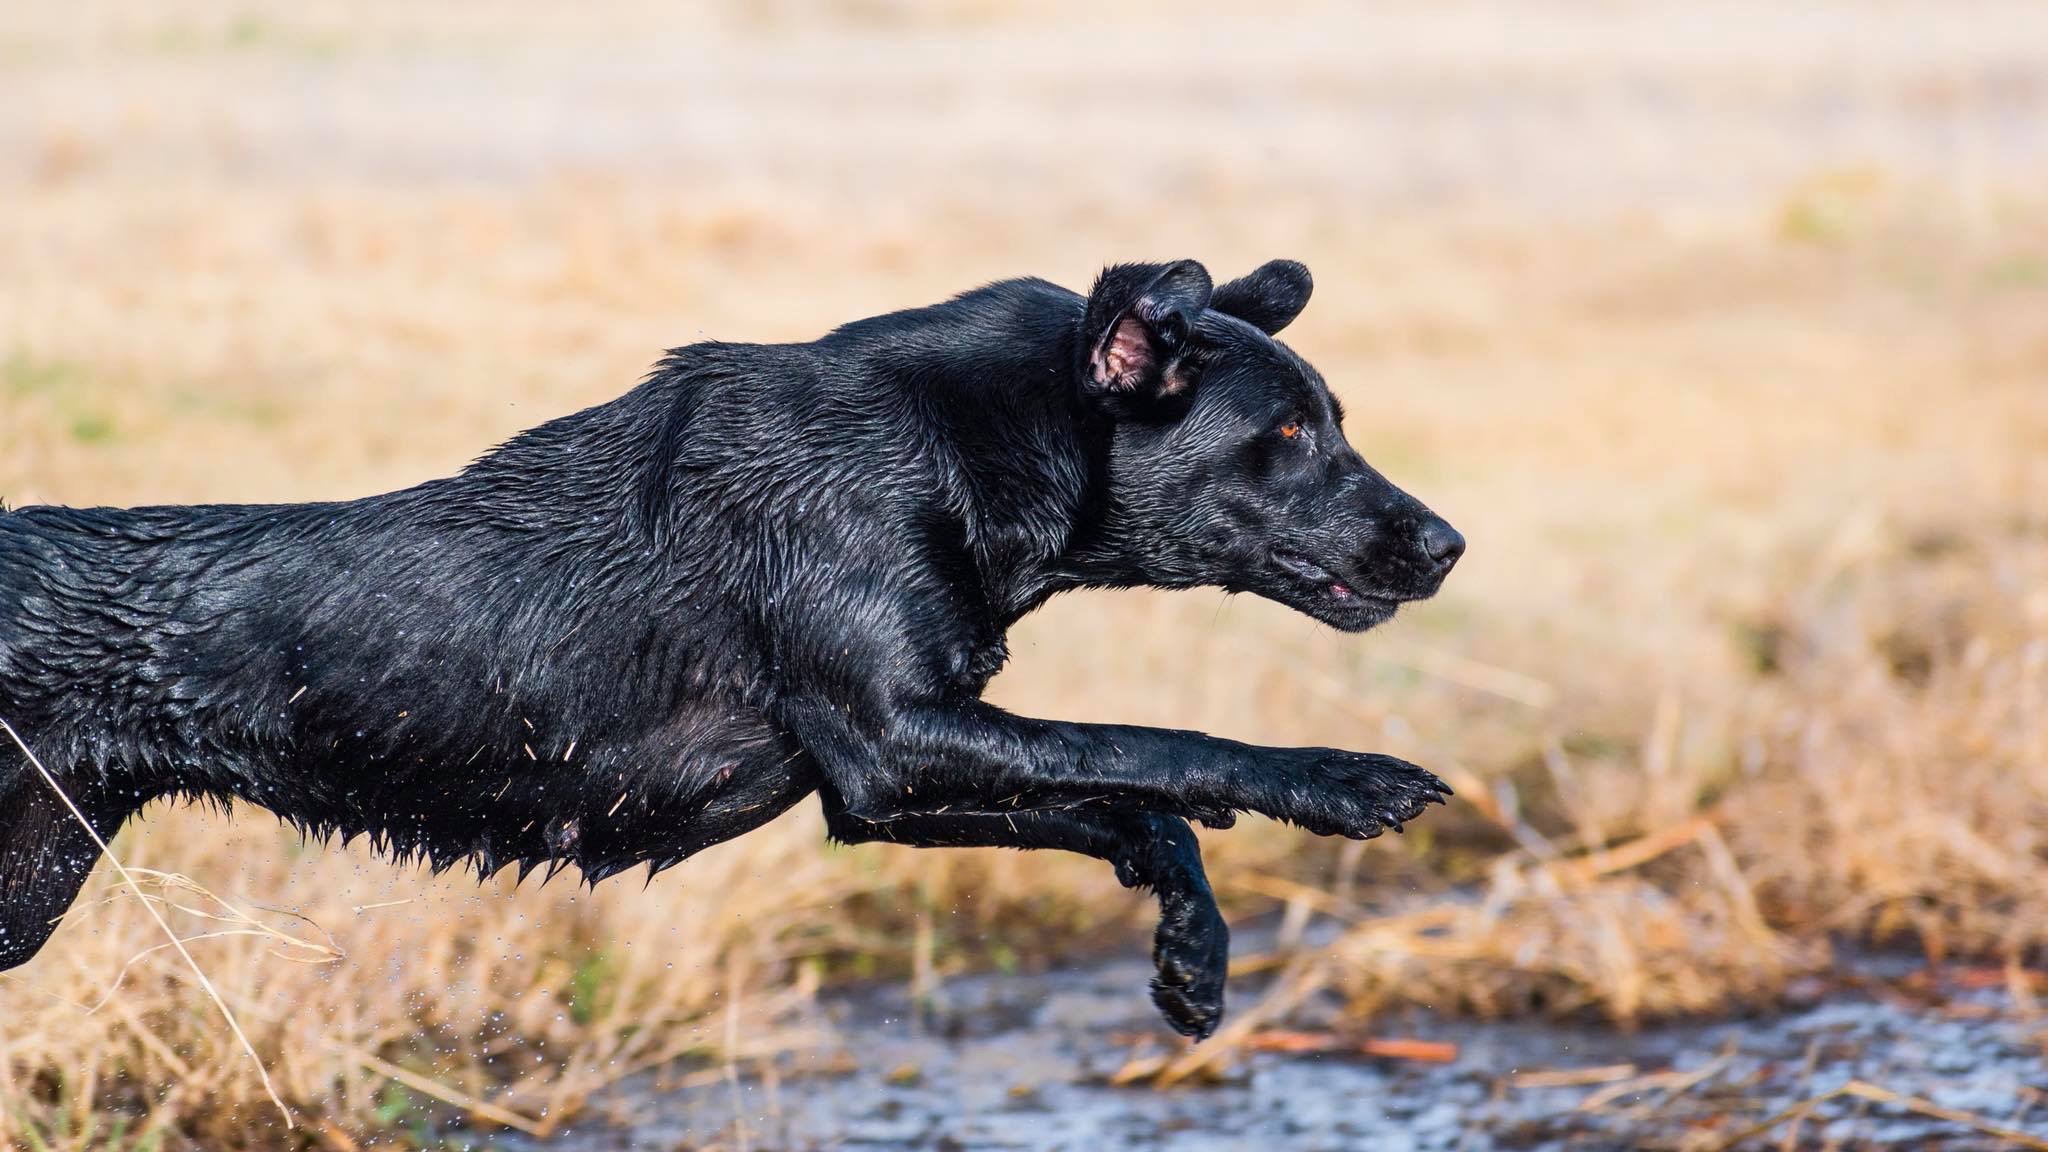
[1419,517,1465,572]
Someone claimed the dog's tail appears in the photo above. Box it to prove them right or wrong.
[0,728,141,971]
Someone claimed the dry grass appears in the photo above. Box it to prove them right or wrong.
[3,1,2047,1146]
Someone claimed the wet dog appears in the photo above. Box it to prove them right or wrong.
[0,259,1461,1037]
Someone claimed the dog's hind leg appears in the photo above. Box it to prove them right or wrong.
[818,789,1229,1039]
[0,755,139,970]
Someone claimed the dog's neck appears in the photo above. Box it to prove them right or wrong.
[860,293,1147,626]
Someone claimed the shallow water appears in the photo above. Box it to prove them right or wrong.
[508,948,2047,1151]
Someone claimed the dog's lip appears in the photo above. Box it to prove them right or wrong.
[1269,547,1338,585]
[1270,548,1374,603]
[1267,548,1408,608]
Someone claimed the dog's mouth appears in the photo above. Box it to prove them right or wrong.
[1271,548,1357,599]
[1266,547,1401,624]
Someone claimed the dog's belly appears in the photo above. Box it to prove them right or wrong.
[219,698,826,885]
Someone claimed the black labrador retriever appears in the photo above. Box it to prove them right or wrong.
[0,259,1461,1038]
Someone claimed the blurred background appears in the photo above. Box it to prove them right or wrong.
[2,3,2046,1149]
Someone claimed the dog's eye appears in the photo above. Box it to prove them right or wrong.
[1279,422,1302,440]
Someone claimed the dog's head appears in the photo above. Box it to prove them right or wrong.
[1075,259,1462,632]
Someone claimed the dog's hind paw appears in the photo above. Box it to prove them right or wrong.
[1149,893,1229,1040]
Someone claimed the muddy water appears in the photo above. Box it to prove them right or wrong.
[514,950,2047,1151]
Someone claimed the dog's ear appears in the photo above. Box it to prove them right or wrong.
[1082,260,1214,402]
[1210,259,1312,335]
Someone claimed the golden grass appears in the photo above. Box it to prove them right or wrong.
[4,2,2048,1145]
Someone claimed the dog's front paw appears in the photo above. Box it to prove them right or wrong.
[1275,750,1453,840]
[1149,893,1229,1040]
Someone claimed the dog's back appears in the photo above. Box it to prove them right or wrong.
[0,283,1103,969]
[0,351,850,966]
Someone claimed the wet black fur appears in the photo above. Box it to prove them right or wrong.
[0,259,1462,1038]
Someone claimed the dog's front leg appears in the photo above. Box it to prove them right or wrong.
[818,787,1228,1038]
[785,696,1451,842]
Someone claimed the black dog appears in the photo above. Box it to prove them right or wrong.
[0,259,1461,1038]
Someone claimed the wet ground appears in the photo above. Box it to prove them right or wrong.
[513,948,2048,1151]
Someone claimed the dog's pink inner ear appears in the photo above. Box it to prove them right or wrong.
[1096,315,1154,392]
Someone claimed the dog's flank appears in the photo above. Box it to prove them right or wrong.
[0,259,1462,1038]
